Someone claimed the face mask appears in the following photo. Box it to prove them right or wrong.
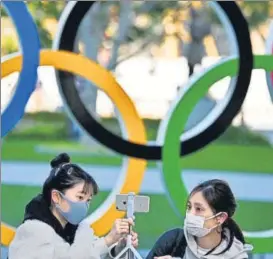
[184,212,222,238]
[55,191,89,225]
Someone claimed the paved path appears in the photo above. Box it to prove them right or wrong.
[2,161,273,202]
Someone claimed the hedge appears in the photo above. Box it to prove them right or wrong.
[6,112,271,146]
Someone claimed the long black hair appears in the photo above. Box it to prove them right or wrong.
[42,153,99,205]
[189,179,244,255]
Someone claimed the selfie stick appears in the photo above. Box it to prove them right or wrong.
[114,193,143,259]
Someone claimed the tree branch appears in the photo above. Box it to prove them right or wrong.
[108,36,161,70]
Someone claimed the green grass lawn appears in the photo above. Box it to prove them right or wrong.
[2,185,273,249]
[2,139,123,166]
[2,139,273,250]
[2,139,273,173]
[2,113,273,250]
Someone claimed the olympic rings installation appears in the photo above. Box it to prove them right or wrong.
[54,1,253,159]
[1,1,273,254]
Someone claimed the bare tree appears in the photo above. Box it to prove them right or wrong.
[76,1,133,148]
[183,4,211,77]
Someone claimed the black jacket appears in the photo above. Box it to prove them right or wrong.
[147,228,249,259]
[146,228,187,259]
[23,194,78,244]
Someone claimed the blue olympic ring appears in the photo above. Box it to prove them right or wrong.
[1,2,40,138]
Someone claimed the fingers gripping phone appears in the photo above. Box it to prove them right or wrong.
[116,193,150,239]
[115,194,150,213]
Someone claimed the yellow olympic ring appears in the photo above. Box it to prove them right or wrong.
[1,49,147,245]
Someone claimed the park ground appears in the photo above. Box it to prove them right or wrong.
[1,112,273,250]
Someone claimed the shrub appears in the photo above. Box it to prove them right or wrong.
[6,112,271,147]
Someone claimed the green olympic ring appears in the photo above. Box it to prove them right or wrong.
[159,55,273,254]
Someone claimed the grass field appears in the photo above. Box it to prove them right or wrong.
[2,113,273,250]
[2,139,273,173]
[2,185,273,249]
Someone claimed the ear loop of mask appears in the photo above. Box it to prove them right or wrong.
[208,212,227,232]
[206,212,223,222]
[54,190,72,214]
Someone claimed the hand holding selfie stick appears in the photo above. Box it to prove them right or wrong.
[114,192,145,259]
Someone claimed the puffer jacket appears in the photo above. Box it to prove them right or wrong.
[8,194,117,259]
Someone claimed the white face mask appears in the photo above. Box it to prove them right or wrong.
[184,212,222,237]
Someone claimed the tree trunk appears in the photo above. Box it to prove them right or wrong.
[183,5,217,131]
[76,1,133,148]
[107,0,133,70]
[107,0,133,120]
[77,3,111,147]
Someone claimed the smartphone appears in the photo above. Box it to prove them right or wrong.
[116,194,150,213]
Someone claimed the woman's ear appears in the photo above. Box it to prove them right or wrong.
[51,189,60,204]
[217,212,228,224]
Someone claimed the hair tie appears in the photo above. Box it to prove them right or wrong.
[54,163,71,176]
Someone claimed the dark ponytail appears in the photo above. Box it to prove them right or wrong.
[215,217,245,255]
[42,153,99,205]
[226,218,245,244]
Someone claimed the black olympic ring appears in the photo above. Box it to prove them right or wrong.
[55,1,253,160]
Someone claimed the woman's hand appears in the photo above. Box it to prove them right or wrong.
[154,256,172,259]
[104,218,134,246]
[117,231,138,248]
[112,231,139,257]
[131,231,138,248]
